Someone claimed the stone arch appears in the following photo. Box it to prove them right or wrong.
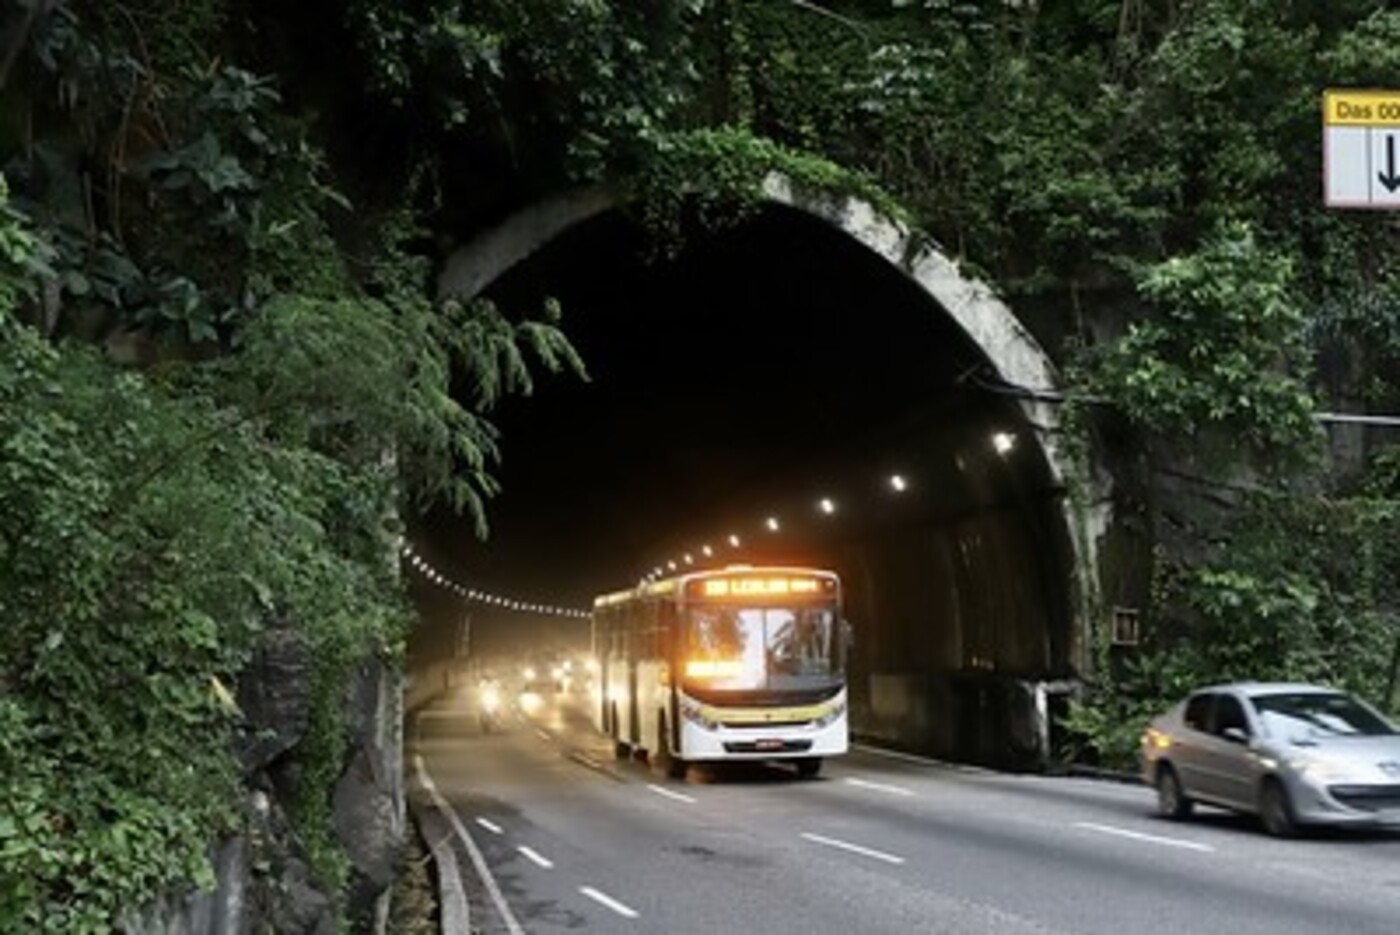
[438,176,1109,682]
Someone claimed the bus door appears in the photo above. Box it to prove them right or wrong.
[626,603,642,744]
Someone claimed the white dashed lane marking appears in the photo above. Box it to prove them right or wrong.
[580,885,640,919]
[845,777,916,797]
[517,845,554,869]
[1073,821,1215,853]
[647,783,697,804]
[801,832,906,865]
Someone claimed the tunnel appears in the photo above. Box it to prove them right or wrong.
[409,182,1100,770]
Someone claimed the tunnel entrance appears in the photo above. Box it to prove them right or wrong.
[423,182,1102,769]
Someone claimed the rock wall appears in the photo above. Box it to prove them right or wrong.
[124,622,405,934]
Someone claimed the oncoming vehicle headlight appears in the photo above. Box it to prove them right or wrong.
[519,691,543,714]
[812,699,846,729]
[680,700,718,731]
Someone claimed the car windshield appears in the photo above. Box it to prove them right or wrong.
[1252,692,1397,740]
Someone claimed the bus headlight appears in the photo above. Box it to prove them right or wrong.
[680,700,718,731]
[812,700,846,729]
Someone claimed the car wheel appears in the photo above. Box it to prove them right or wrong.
[795,757,822,779]
[1259,778,1298,838]
[1156,764,1193,820]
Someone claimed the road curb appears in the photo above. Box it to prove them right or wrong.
[407,787,470,934]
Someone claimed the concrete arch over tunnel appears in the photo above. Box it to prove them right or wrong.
[437,176,1110,769]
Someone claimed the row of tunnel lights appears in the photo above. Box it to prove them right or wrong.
[399,541,592,619]
[401,430,1021,616]
[637,430,1019,585]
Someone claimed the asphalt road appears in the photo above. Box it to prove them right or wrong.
[410,687,1400,935]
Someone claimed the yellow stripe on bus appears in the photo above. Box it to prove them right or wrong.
[695,699,838,724]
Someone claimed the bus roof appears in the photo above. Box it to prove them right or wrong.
[592,565,839,610]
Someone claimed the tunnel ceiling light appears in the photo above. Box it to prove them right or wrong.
[684,553,694,564]
[667,560,678,571]
[992,431,1017,455]
[702,545,713,557]
[728,534,742,548]
[765,516,781,532]
[818,497,837,515]
[889,474,908,492]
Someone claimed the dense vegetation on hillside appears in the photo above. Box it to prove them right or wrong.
[2,0,1398,926]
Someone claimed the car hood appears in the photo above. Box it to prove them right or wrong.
[1271,735,1400,777]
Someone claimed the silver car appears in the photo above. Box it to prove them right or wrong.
[1140,682,1400,836]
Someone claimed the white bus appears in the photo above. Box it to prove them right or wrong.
[592,565,849,778]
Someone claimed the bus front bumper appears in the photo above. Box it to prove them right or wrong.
[679,710,849,761]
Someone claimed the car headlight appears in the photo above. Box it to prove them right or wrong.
[1287,755,1355,785]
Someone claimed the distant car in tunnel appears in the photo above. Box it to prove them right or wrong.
[517,669,562,715]
[1140,682,1400,836]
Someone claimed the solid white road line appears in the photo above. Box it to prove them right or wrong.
[646,783,697,804]
[517,845,555,869]
[845,777,916,797]
[1073,821,1215,853]
[476,817,504,835]
[580,885,640,919]
[536,728,552,741]
[852,742,992,774]
[801,832,906,865]
[414,756,526,935]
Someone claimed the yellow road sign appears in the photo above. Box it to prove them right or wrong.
[1324,90,1400,127]
[1324,89,1400,208]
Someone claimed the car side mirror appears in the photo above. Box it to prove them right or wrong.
[1222,726,1249,745]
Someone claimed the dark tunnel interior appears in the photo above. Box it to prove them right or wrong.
[409,203,1078,766]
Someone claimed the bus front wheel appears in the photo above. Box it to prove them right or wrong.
[654,714,687,779]
[795,757,822,779]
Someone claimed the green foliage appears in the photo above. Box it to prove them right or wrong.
[7,1,349,344]
[1,329,245,929]
[345,0,708,181]
[1080,222,1318,457]
[0,177,51,316]
[1069,476,1400,767]
[2,2,590,925]
[630,125,904,251]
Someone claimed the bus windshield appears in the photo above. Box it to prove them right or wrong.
[685,605,839,690]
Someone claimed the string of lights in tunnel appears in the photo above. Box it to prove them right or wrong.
[639,430,1021,586]
[399,428,1023,610]
[398,542,591,619]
